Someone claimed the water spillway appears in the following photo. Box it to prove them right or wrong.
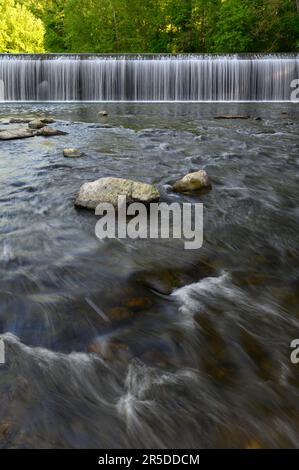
[0,54,298,102]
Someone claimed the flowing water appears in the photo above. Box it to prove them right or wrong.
[0,102,299,448]
[0,54,299,101]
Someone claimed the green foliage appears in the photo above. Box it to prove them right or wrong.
[0,0,45,52]
[0,0,298,53]
[23,0,68,51]
[211,0,299,53]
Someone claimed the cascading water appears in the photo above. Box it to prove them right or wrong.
[0,54,298,102]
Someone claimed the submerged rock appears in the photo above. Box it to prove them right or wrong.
[9,117,33,124]
[63,148,84,158]
[75,177,160,209]
[173,170,212,193]
[88,338,131,362]
[88,123,113,129]
[0,421,12,441]
[28,119,47,130]
[0,128,35,140]
[37,127,68,137]
[125,297,153,311]
[107,306,132,321]
[214,115,250,120]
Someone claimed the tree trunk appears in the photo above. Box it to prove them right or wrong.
[296,0,299,14]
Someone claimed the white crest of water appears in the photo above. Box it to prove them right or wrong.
[0,54,298,102]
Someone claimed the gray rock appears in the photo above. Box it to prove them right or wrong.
[63,148,84,158]
[40,117,55,124]
[37,127,68,137]
[98,110,108,117]
[75,177,160,210]
[173,170,212,193]
[28,120,47,130]
[9,118,33,124]
[0,128,35,140]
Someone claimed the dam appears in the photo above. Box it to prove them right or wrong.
[0,54,298,102]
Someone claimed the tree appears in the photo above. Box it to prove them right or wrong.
[0,0,45,52]
[210,0,261,53]
[64,0,118,52]
[210,0,299,53]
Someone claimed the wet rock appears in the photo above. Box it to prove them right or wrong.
[98,110,108,116]
[0,128,35,140]
[214,115,250,120]
[9,117,33,124]
[63,148,84,158]
[40,117,55,124]
[240,330,276,381]
[125,297,153,311]
[132,268,203,295]
[140,347,176,368]
[28,119,47,130]
[75,177,160,210]
[37,127,68,137]
[88,338,131,362]
[107,306,132,321]
[0,421,12,440]
[88,124,113,129]
[173,170,212,194]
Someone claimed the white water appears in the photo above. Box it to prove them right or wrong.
[0,54,298,101]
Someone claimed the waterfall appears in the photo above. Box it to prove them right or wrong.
[0,54,298,102]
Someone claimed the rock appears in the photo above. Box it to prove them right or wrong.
[75,177,160,210]
[63,148,84,158]
[28,120,46,130]
[98,110,108,116]
[0,128,35,140]
[125,297,152,310]
[9,118,32,124]
[40,117,55,124]
[88,338,131,362]
[0,421,12,441]
[214,115,250,120]
[107,307,132,321]
[173,170,212,193]
[37,127,68,137]
[88,124,113,129]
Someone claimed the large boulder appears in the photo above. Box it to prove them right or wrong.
[75,177,160,209]
[173,170,212,193]
[0,128,35,140]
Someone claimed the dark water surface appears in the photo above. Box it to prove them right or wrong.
[0,103,299,448]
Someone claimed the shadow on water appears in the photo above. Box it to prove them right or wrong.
[0,103,299,448]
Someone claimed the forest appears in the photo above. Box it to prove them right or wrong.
[0,0,299,54]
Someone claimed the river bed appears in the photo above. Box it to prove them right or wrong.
[0,102,299,448]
